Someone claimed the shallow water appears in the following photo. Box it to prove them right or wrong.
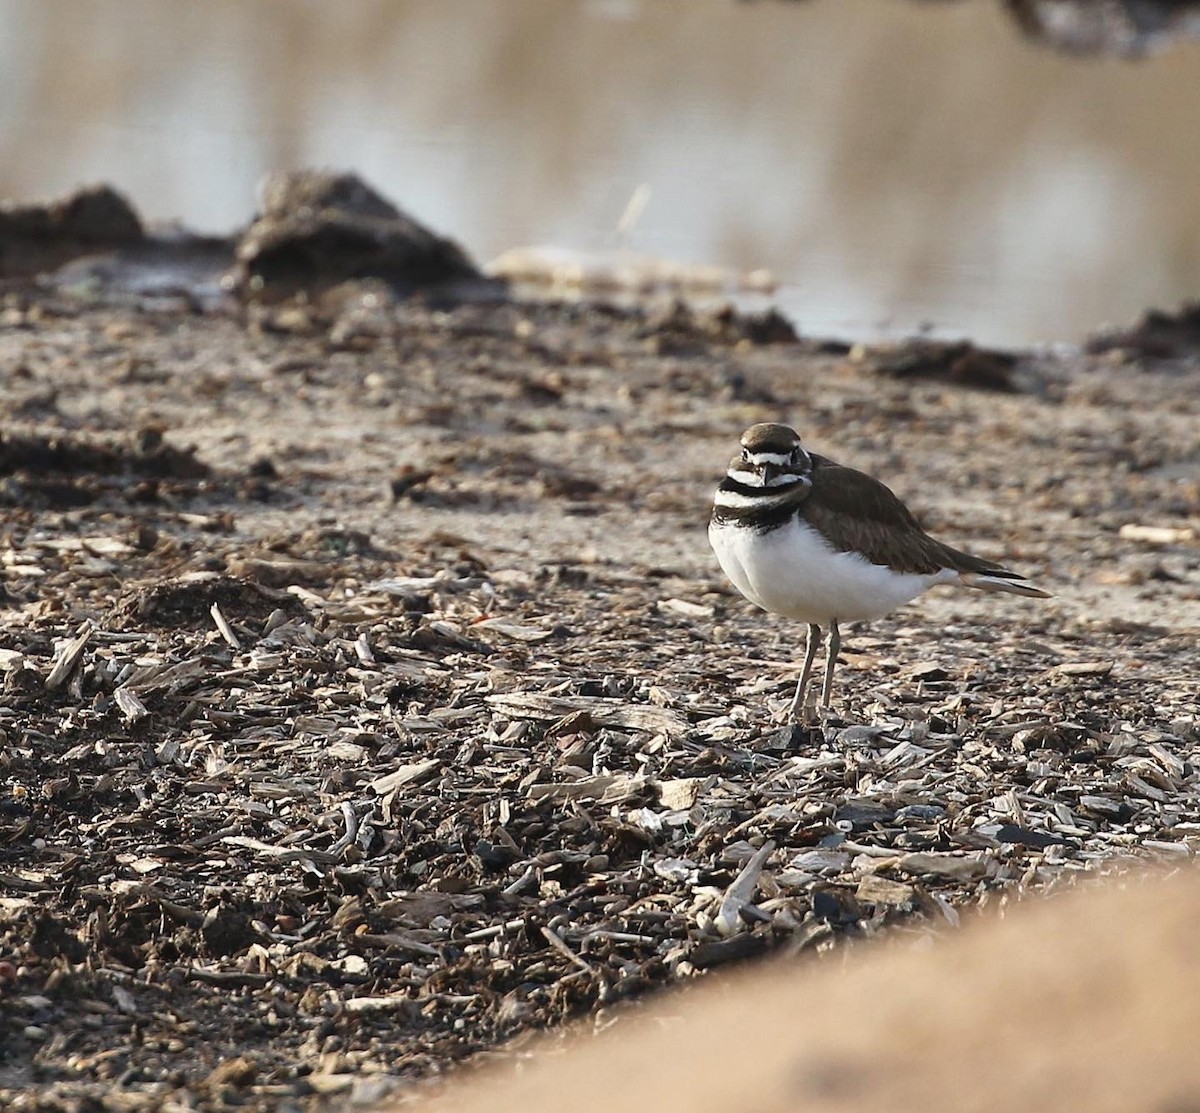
[2,0,1200,344]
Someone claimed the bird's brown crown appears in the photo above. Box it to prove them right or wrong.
[740,423,802,455]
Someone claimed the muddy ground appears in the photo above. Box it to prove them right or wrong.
[1,265,1199,1111]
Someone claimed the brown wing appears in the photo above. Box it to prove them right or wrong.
[801,456,1004,576]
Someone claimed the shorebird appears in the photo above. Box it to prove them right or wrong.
[709,423,1049,723]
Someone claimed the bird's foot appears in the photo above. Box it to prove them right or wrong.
[781,701,825,729]
[815,703,846,729]
[765,722,811,751]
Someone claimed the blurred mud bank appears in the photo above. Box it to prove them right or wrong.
[0,173,787,313]
[4,172,1200,371]
[0,173,493,308]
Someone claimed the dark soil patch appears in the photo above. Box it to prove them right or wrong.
[1086,301,1200,360]
[0,427,219,511]
[106,574,308,630]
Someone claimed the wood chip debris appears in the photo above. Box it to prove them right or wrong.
[485,693,689,735]
[44,621,93,690]
[370,760,442,794]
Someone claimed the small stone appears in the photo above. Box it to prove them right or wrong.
[855,875,917,907]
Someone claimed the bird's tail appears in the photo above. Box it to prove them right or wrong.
[959,570,1051,598]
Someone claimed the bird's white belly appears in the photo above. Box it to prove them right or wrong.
[709,516,950,625]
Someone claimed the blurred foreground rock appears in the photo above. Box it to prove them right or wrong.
[404,869,1200,1113]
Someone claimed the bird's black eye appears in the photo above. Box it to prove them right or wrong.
[740,447,750,462]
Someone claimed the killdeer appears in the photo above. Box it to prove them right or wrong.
[709,423,1050,723]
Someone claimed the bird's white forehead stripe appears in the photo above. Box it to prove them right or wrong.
[745,451,792,466]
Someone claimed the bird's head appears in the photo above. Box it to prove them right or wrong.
[730,423,811,487]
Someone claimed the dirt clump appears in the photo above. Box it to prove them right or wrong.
[233,170,489,299]
[1087,300,1200,360]
[0,184,144,276]
[849,337,1031,393]
[106,573,307,631]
